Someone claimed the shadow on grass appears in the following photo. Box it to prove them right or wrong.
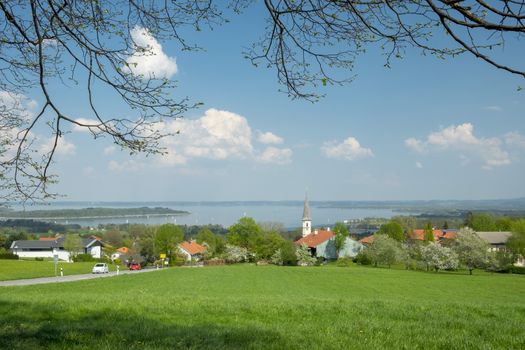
[0,300,285,350]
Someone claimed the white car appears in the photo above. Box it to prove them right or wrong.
[92,263,109,274]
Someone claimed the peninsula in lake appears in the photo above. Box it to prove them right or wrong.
[0,207,189,220]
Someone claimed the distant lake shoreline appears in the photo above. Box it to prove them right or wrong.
[2,198,524,228]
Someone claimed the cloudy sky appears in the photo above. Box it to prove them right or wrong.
[10,6,525,201]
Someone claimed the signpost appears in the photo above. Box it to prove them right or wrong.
[54,253,58,277]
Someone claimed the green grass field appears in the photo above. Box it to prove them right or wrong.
[0,260,111,280]
[0,264,524,349]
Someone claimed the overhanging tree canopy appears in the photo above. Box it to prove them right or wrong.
[1,0,523,202]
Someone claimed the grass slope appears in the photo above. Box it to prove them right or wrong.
[0,260,107,280]
[0,265,524,349]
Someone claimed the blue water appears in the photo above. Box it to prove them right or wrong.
[9,201,410,228]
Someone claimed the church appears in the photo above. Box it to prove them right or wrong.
[295,194,363,260]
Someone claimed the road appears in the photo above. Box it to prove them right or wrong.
[0,267,162,287]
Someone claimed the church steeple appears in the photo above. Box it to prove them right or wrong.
[302,192,312,237]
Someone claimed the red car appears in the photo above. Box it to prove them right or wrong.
[128,263,141,271]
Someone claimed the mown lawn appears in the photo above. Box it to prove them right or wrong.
[0,264,524,349]
[0,260,111,280]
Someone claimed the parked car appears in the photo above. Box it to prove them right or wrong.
[92,263,109,274]
[129,262,141,271]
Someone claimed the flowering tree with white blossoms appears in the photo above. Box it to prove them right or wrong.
[453,227,490,275]
[224,244,249,264]
[296,244,316,266]
[421,242,459,272]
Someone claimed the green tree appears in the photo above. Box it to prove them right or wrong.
[155,224,184,257]
[254,231,285,261]
[333,222,349,259]
[104,229,124,248]
[453,227,490,275]
[139,226,156,262]
[227,217,262,251]
[507,219,525,258]
[424,222,434,242]
[464,212,474,228]
[63,234,82,260]
[471,213,497,231]
[196,228,225,257]
[391,216,417,237]
[366,235,402,268]
[377,221,405,242]
[495,217,513,231]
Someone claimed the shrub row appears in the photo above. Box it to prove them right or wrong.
[0,253,19,260]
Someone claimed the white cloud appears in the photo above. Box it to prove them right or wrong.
[405,138,426,153]
[72,118,101,133]
[505,132,525,149]
[257,147,293,164]
[405,123,511,169]
[82,166,95,177]
[0,91,37,121]
[415,162,423,169]
[103,146,116,156]
[257,131,283,145]
[322,137,373,161]
[125,26,178,79]
[156,108,255,163]
[484,106,502,112]
[41,136,76,156]
[108,159,143,172]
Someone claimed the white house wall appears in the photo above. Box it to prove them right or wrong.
[12,250,70,261]
[87,245,102,258]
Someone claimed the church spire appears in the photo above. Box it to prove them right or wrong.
[302,192,311,237]
[302,192,311,221]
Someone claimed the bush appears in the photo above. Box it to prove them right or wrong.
[336,257,353,267]
[72,254,95,262]
[354,250,372,265]
[0,253,19,260]
[204,258,225,266]
[35,257,44,261]
[509,265,525,275]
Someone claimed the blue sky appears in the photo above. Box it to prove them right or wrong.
[23,5,525,201]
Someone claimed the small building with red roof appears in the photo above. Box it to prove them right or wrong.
[409,229,444,241]
[358,235,375,245]
[178,241,207,261]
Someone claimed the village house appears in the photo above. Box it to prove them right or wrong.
[475,231,512,252]
[178,241,207,261]
[110,247,130,261]
[294,194,363,260]
[10,235,104,261]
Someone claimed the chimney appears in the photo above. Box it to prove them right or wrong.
[314,229,318,235]
[326,227,330,231]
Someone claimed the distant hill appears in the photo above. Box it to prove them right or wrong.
[0,207,190,220]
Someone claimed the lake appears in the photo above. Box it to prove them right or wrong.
[10,201,411,228]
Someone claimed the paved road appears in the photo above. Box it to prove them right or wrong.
[0,267,162,287]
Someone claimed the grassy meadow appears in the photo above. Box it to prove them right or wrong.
[0,264,524,349]
[0,260,110,280]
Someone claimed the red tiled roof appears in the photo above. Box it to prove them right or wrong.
[116,247,129,254]
[359,235,375,245]
[179,241,206,255]
[295,230,334,248]
[410,229,444,241]
[442,231,457,240]
[39,236,57,241]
